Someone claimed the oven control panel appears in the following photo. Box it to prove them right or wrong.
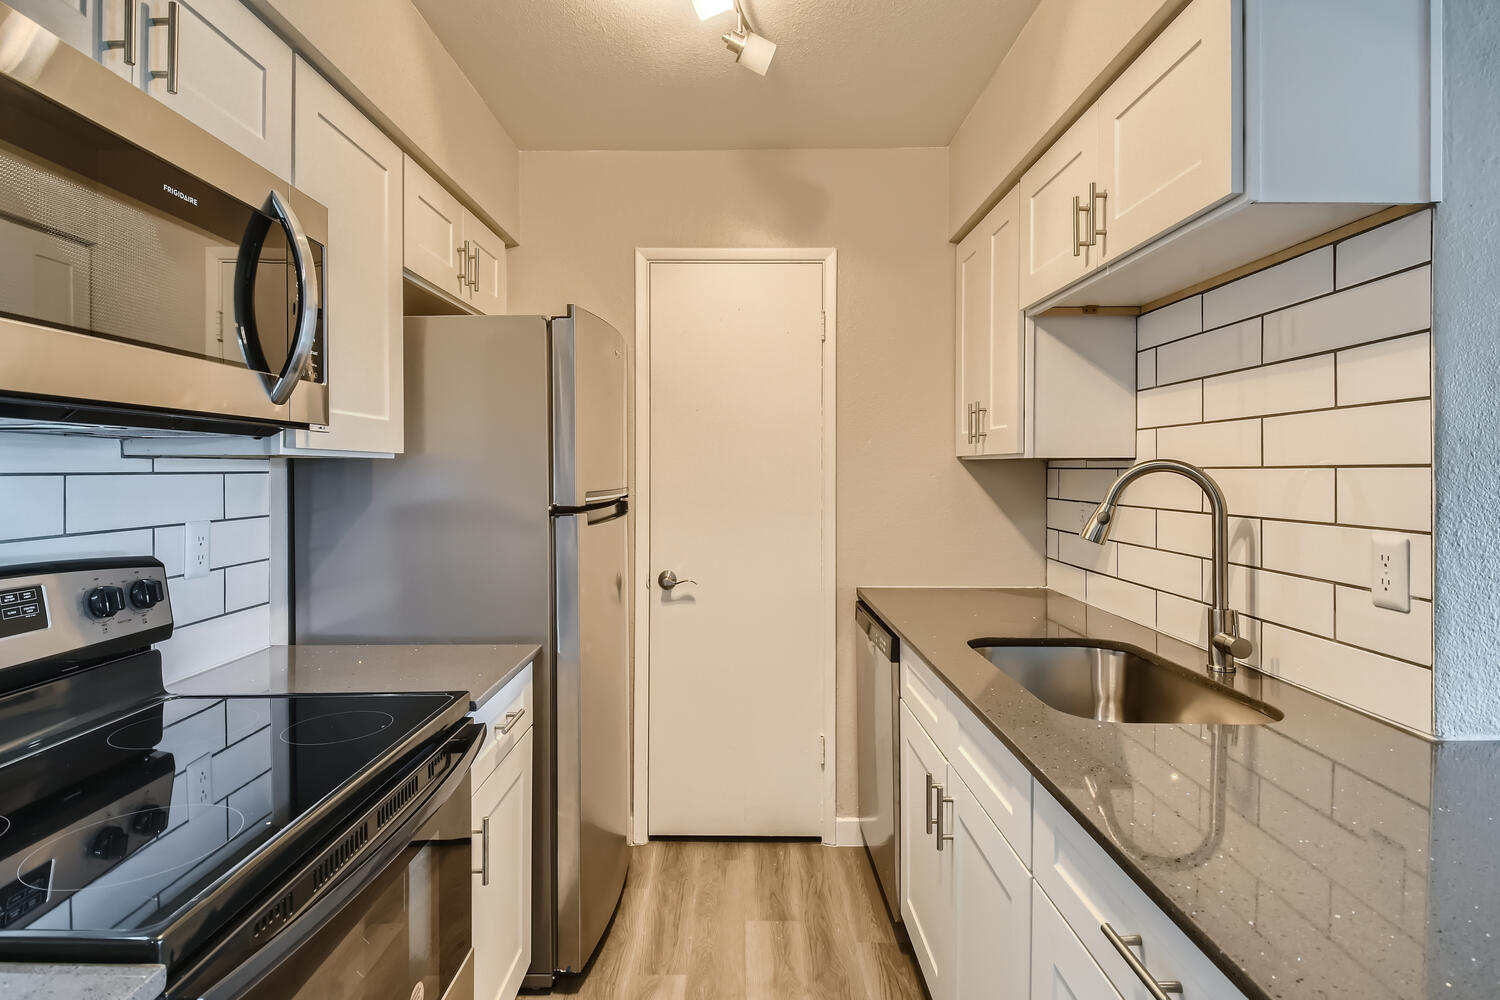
[0,585,47,640]
[0,559,173,671]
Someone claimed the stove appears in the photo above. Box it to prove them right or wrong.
[0,559,481,999]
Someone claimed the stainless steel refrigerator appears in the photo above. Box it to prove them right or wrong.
[291,306,630,986]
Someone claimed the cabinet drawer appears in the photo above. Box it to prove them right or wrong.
[1033,786,1248,1000]
[471,662,534,786]
[900,645,954,753]
[950,703,1033,867]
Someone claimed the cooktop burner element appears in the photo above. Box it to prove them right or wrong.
[279,709,396,746]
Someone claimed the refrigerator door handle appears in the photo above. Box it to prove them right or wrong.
[585,500,629,526]
[552,490,629,517]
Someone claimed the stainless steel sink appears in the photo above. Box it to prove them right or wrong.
[970,642,1282,725]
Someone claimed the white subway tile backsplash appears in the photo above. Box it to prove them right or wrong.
[1203,246,1333,329]
[1157,419,1262,467]
[1155,318,1262,384]
[1337,467,1432,531]
[1262,521,1432,600]
[0,477,64,540]
[1048,560,1086,602]
[1085,572,1156,628]
[1335,211,1431,289]
[1336,333,1431,406]
[1048,212,1435,732]
[224,474,272,518]
[0,436,151,474]
[66,474,223,532]
[0,529,154,565]
[1138,381,1203,427]
[171,570,226,626]
[1259,624,1433,733]
[1335,588,1433,666]
[155,525,186,577]
[1137,350,1157,389]
[1209,468,1336,521]
[1117,544,1201,601]
[226,561,271,612]
[210,518,271,568]
[158,606,272,684]
[1263,400,1430,467]
[1137,295,1203,349]
[1203,355,1335,421]
[1262,266,1431,363]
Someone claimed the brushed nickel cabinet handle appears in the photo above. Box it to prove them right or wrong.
[499,708,526,734]
[456,240,472,290]
[103,0,137,65]
[965,402,976,444]
[924,772,937,834]
[1101,923,1183,999]
[935,786,953,851]
[1093,184,1108,243]
[1072,194,1083,256]
[976,405,988,441]
[471,816,491,886]
[148,1,179,94]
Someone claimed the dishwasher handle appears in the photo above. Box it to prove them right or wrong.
[856,604,898,661]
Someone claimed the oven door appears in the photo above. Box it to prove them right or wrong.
[0,3,327,433]
[175,725,481,1000]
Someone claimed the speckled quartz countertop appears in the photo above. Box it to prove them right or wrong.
[0,964,164,1000]
[857,587,1500,1000]
[169,643,541,710]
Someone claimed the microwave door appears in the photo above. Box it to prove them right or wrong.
[234,192,322,405]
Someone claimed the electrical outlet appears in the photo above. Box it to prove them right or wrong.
[1371,534,1411,613]
[188,753,214,811]
[185,521,211,579]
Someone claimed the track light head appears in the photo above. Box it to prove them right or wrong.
[722,26,776,76]
[691,0,735,20]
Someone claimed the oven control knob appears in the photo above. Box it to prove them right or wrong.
[129,579,165,610]
[90,825,129,860]
[131,806,169,837]
[87,586,126,620]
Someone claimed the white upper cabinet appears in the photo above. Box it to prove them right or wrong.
[955,189,1024,459]
[1095,0,1239,262]
[404,156,509,315]
[286,58,404,455]
[1018,109,1101,307]
[11,0,138,83]
[10,0,94,57]
[140,0,293,179]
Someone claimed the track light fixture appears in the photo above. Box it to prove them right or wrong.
[699,0,777,76]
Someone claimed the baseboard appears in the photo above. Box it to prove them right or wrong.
[832,815,862,847]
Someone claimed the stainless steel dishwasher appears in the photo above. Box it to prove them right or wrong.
[856,602,900,923]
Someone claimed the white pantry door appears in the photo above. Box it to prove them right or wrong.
[647,259,827,836]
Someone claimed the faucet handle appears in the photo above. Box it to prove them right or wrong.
[1212,631,1254,660]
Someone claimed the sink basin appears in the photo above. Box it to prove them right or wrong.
[970,641,1282,725]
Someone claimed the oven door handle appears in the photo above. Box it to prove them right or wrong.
[170,723,483,1000]
[233,189,321,406]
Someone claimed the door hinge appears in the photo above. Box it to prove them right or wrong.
[819,734,826,768]
[819,312,827,342]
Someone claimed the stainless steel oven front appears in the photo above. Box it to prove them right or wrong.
[0,2,328,436]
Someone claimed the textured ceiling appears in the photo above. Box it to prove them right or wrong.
[409,0,1041,150]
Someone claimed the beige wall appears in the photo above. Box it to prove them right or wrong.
[948,0,1182,239]
[247,0,521,241]
[510,148,1047,819]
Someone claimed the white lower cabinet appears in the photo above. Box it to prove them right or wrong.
[896,645,1246,1000]
[472,728,533,1000]
[1030,882,1123,1000]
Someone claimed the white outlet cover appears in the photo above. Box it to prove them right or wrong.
[185,520,211,580]
[1371,533,1411,613]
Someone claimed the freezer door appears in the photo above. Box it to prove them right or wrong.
[553,501,632,971]
[552,306,628,507]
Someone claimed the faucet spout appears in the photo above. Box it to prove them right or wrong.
[1081,459,1250,675]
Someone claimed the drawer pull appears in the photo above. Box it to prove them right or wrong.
[1101,923,1183,999]
[471,816,491,886]
[936,787,954,851]
[924,772,937,834]
[499,707,526,735]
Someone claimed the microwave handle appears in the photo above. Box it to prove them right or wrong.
[232,190,321,406]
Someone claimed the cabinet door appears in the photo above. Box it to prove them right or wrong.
[950,772,1031,1000]
[900,704,952,1000]
[404,157,470,302]
[8,0,94,56]
[1096,0,1239,261]
[1018,109,1100,308]
[954,204,992,457]
[287,59,404,455]
[466,213,508,316]
[978,189,1023,457]
[1031,883,1123,1000]
[140,0,293,179]
[473,731,533,1000]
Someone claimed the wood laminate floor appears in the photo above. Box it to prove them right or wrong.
[535,840,926,1000]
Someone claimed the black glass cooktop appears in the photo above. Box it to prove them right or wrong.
[0,691,456,940]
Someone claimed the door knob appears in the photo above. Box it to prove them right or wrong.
[658,570,697,591]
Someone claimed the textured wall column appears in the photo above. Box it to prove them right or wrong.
[1432,0,1500,737]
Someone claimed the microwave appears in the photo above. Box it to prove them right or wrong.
[0,4,328,436]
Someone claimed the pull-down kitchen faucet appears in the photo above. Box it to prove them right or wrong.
[1081,459,1252,675]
